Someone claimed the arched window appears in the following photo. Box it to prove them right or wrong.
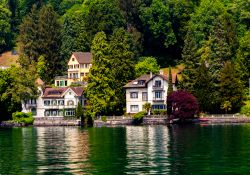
[67,100,74,106]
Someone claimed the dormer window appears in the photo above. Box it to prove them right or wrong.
[138,80,145,85]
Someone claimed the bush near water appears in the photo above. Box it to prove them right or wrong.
[12,112,34,125]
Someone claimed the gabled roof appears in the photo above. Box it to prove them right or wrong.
[71,52,92,64]
[42,87,84,98]
[124,73,177,88]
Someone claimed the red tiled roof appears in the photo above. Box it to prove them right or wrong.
[70,87,84,96]
[72,52,92,64]
[42,87,84,98]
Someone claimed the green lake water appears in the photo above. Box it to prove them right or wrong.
[1,124,250,174]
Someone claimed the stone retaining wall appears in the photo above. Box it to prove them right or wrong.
[94,116,168,126]
[94,115,250,126]
[33,117,81,126]
[201,117,250,123]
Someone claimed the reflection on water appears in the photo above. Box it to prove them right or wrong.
[1,125,250,174]
[35,127,89,174]
[126,126,170,174]
[0,127,90,175]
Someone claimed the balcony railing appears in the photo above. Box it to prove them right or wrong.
[152,97,165,102]
[152,85,164,90]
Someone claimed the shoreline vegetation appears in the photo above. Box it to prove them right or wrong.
[0,0,250,123]
[1,114,250,128]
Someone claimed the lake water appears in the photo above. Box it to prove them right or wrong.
[1,124,250,174]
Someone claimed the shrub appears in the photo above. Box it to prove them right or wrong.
[240,106,250,117]
[101,116,107,122]
[12,112,34,125]
[152,109,161,115]
[152,109,167,115]
[132,111,146,125]
[133,111,147,120]
[160,109,167,115]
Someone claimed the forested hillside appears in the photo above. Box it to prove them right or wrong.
[0,0,249,117]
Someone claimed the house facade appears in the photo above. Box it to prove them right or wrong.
[55,52,92,87]
[22,86,86,118]
[124,73,177,114]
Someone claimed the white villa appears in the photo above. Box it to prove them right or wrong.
[22,80,86,118]
[124,72,177,114]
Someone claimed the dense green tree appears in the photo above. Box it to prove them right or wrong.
[167,67,173,96]
[18,5,62,83]
[86,32,114,117]
[0,66,37,121]
[38,5,62,82]
[75,101,84,119]
[109,28,136,114]
[135,57,160,77]
[218,61,244,112]
[60,6,90,64]
[58,0,83,15]
[82,0,125,41]
[192,61,217,113]
[0,5,11,53]
[236,31,250,87]
[86,29,135,117]
[140,0,176,48]
[36,55,46,81]
[185,0,226,48]
[18,6,39,64]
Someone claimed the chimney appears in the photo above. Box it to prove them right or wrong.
[159,69,163,75]
[150,71,153,78]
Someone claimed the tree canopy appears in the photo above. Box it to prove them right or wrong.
[135,57,160,77]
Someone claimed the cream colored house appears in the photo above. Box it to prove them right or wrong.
[22,86,86,118]
[55,52,92,87]
[124,72,177,114]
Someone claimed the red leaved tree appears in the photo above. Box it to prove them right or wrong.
[167,90,199,121]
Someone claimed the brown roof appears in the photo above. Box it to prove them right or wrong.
[0,51,18,67]
[42,87,84,98]
[72,52,92,64]
[124,73,177,88]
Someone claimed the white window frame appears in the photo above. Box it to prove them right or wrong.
[130,105,139,112]
[130,92,138,98]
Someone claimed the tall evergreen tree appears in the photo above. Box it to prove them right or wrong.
[86,29,136,117]
[236,31,250,88]
[18,5,39,65]
[167,67,173,96]
[86,32,114,117]
[193,61,216,113]
[0,4,11,53]
[18,5,62,83]
[218,61,244,112]
[38,5,62,83]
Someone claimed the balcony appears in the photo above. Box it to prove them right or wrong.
[152,97,165,102]
[152,85,164,90]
